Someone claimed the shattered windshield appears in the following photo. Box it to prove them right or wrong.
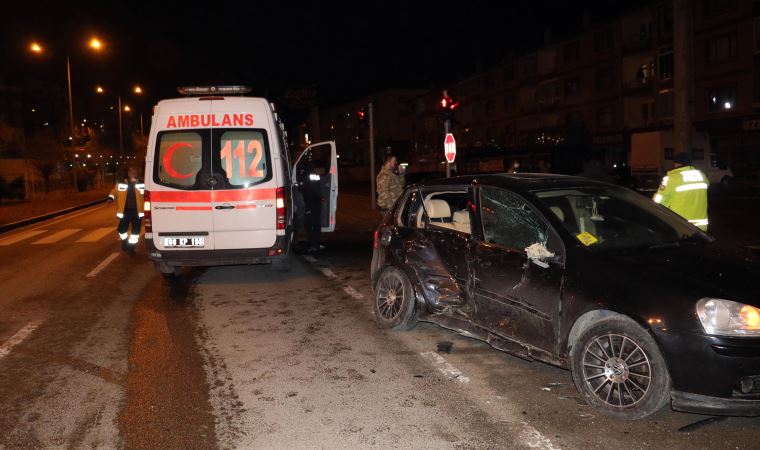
[480,187,549,250]
[533,186,701,250]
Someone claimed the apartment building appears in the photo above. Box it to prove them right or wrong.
[692,0,760,177]
[310,1,759,179]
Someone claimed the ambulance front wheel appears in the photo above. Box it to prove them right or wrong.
[156,262,182,278]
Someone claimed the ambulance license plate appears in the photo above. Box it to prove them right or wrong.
[163,237,204,248]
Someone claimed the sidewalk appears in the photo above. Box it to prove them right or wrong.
[0,188,111,228]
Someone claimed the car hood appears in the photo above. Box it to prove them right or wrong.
[597,243,760,307]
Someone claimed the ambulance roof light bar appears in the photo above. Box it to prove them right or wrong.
[177,86,252,96]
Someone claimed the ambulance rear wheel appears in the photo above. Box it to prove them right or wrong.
[157,262,181,278]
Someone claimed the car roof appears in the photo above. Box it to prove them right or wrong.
[408,172,612,193]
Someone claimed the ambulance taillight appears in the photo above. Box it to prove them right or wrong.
[276,187,287,230]
[143,190,152,233]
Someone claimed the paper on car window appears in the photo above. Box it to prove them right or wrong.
[576,232,599,246]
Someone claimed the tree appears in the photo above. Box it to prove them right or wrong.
[34,160,57,193]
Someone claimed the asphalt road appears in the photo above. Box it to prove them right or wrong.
[0,192,758,449]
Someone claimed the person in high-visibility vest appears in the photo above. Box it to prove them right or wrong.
[107,166,145,253]
[653,152,709,231]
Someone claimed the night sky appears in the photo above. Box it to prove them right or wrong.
[3,1,639,112]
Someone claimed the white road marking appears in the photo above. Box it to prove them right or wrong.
[319,267,338,279]
[302,255,318,263]
[86,252,120,278]
[342,285,364,300]
[420,351,470,383]
[0,230,47,246]
[519,422,562,449]
[32,228,81,244]
[76,227,114,243]
[0,321,42,359]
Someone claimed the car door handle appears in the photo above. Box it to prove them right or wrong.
[215,205,235,210]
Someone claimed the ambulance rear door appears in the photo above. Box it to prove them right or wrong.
[210,98,278,250]
[293,141,338,232]
[150,100,216,251]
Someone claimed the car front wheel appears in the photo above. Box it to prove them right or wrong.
[570,316,671,420]
[373,266,418,330]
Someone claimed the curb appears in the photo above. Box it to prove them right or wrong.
[0,199,106,234]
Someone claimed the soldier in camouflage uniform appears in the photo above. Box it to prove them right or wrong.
[376,155,405,215]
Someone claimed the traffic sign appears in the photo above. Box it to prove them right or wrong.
[444,133,456,163]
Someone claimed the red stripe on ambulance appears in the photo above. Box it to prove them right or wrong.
[152,188,275,203]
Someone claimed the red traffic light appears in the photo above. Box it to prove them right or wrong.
[357,109,366,120]
[440,96,459,110]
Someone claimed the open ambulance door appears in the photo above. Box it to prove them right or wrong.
[292,140,338,232]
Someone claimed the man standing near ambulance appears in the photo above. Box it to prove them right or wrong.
[107,166,145,253]
[653,152,709,231]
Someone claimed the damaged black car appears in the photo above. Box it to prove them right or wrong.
[370,173,760,420]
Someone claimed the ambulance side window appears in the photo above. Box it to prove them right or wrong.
[155,131,204,189]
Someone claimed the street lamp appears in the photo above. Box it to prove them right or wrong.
[97,85,142,156]
[29,36,103,190]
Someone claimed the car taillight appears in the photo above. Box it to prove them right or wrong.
[276,187,286,230]
[143,190,152,232]
[373,230,379,249]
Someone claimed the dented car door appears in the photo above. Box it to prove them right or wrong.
[395,188,473,310]
[472,186,564,354]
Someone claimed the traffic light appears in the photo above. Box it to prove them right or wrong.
[439,92,459,119]
[357,107,368,126]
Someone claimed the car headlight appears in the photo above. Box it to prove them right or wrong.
[696,298,760,336]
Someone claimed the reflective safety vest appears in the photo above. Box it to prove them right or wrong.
[108,180,145,219]
[653,166,708,231]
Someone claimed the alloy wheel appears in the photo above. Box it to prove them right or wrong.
[581,334,652,408]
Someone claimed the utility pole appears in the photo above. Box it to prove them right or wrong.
[118,95,124,157]
[66,57,78,190]
[674,0,694,155]
[369,102,377,210]
[444,117,451,178]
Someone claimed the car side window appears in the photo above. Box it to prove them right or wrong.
[396,190,421,228]
[479,186,549,250]
[417,190,471,234]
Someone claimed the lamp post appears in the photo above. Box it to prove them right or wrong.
[96,85,141,158]
[29,38,104,190]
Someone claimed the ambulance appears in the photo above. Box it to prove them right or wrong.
[142,86,338,276]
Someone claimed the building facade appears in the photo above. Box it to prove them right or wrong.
[311,1,760,179]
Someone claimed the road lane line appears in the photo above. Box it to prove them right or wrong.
[0,321,42,359]
[302,255,318,263]
[31,228,81,244]
[77,227,114,243]
[420,351,471,383]
[0,230,47,246]
[343,285,364,300]
[86,252,120,278]
[519,422,562,450]
[319,267,338,279]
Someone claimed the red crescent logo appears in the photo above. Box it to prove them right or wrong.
[163,142,195,179]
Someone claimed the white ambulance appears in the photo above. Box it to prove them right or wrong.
[142,86,337,276]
